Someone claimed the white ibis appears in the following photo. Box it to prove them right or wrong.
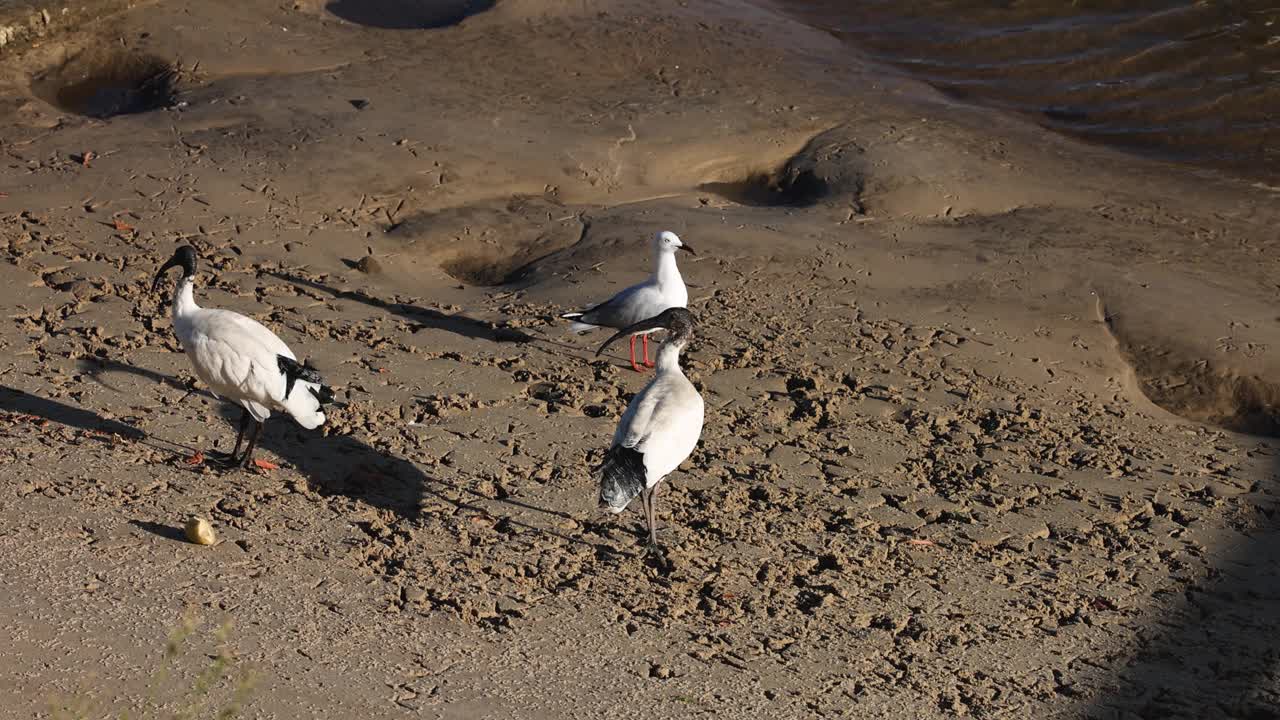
[561,231,694,372]
[152,245,333,469]
[595,307,704,547]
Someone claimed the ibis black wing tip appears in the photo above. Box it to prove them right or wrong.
[277,356,298,399]
[278,355,326,400]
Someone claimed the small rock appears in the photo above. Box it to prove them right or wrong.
[496,596,528,617]
[765,636,795,653]
[355,255,382,274]
[649,663,672,679]
[402,586,427,604]
[184,517,216,545]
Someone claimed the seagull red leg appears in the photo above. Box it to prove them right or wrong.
[643,334,654,368]
[629,335,643,372]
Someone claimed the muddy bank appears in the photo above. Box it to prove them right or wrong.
[0,0,1277,717]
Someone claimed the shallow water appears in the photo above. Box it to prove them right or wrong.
[774,0,1280,182]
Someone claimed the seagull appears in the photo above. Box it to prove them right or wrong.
[595,307,704,548]
[561,230,695,372]
[152,245,334,469]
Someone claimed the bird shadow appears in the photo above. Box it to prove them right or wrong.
[0,377,617,554]
[1082,446,1280,718]
[263,269,653,372]
[209,401,611,551]
[0,385,147,441]
[263,270,533,344]
[129,519,186,543]
[76,355,218,402]
[0,384,210,460]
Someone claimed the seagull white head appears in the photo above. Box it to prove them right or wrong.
[654,230,695,256]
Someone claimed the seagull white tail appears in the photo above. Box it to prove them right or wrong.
[559,311,596,333]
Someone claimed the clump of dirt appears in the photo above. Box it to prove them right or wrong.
[31,50,177,119]
[390,197,584,286]
[1123,347,1280,437]
[700,167,828,207]
[699,127,865,208]
[1101,302,1280,437]
[325,0,495,29]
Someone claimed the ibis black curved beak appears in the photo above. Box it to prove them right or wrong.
[678,242,696,256]
[152,256,180,292]
[596,315,670,358]
[152,245,198,292]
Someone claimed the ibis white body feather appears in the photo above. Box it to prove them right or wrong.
[611,358,704,494]
[170,276,326,429]
[599,328,704,516]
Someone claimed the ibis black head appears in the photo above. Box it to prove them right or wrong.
[309,384,336,406]
[153,245,198,291]
[596,307,697,358]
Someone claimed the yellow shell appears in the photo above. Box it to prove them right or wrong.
[184,517,216,546]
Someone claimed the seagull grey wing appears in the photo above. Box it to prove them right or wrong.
[583,280,674,329]
[576,283,640,327]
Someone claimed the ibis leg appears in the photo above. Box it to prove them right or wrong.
[229,408,251,459]
[239,420,263,468]
[642,484,660,548]
[639,486,651,542]
[628,335,643,373]
[643,335,654,368]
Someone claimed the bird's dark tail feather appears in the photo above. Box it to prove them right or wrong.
[598,446,646,511]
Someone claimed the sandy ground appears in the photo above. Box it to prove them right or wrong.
[0,0,1278,717]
